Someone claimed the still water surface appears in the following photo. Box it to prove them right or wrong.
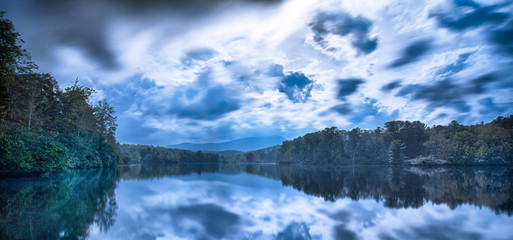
[1,164,512,239]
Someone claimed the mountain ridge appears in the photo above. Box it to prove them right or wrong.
[167,136,286,152]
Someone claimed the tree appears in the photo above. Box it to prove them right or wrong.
[388,140,405,165]
[0,12,123,172]
[94,100,117,145]
[246,152,256,162]
[384,120,427,159]
[0,11,37,123]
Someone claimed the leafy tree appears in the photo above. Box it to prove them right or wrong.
[0,12,123,172]
[273,116,512,166]
[388,140,405,165]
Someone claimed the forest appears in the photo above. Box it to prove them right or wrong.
[277,116,513,165]
[0,12,127,172]
[118,144,280,164]
[119,144,221,164]
[120,115,512,166]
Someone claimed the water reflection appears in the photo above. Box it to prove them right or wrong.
[119,164,513,215]
[0,168,118,239]
[1,164,512,239]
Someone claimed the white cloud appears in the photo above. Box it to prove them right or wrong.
[4,0,512,144]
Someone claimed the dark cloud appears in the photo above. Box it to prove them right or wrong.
[2,1,118,69]
[309,11,378,54]
[397,73,498,112]
[181,48,217,66]
[478,97,510,115]
[454,0,480,8]
[430,1,509,32]
[349,99,399,125]
[437,113,449,119]
[171,85,240,120]
[0,0,283,70]
[331,103,352,115]
[337,78,365,99]
[276,222,312,240]
[378,233,398,240]
[127,69,240,121]
[169,203,241,239]
[389,39,433,68]
[394,220,482,240]
[95,0,283,15]
[331,98,399,128]
[278,72,315,103]
[430,1,513,57]
[381,80,402,92]
[329,210,351,222]
[434,52,474,79]
[268,63,285,77]
[395,84,419,97]
[489,20,513,56]
[333,224,357,240]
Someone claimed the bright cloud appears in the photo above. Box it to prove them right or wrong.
[1,0,512,145]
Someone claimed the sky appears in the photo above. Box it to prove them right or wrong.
[1,0,512,145]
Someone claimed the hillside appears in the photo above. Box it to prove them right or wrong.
[168,136,286,152]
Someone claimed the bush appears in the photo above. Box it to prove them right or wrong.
[0,130,70,171]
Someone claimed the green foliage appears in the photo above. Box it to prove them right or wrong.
[221,145,281,163]
[388,140,405,165]
[0,168,119,239]
[278,127,388,165]
[0,12,123,173]
[0,130,70,171]
[424,116,513,165]
[383,120,427,159]
[278,116,513,166]
[119,144,221,164]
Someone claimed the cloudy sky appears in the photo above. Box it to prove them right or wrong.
[1,0,512,145]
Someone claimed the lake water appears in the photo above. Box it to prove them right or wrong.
[1,164,512,239]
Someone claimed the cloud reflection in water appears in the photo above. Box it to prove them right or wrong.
[87,169,513,240]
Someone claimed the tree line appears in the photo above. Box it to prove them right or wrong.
[119,144,221,164]
[119,144,283,165]
[118,116,512,166]
[0,12,127,172]
[277,116,513,165]
[222,145,280,163]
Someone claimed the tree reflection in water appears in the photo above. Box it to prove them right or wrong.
[1,164,512,239]
[0,168,119,239]
[119,164,513,215]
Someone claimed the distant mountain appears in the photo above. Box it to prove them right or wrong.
[200,150,244,156]
[167,136,286,152]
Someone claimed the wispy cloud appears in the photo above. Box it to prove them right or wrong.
[1,0,512,144]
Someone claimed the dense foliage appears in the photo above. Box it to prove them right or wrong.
[120,144,280,164]
[119,144,221,164]
[0,168,119,239]
[0,12,126,172]
[222,145,281,163]
[278,116,513,165]
[119,116,512,166]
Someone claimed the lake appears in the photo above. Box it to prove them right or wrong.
[1,164,512,239]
